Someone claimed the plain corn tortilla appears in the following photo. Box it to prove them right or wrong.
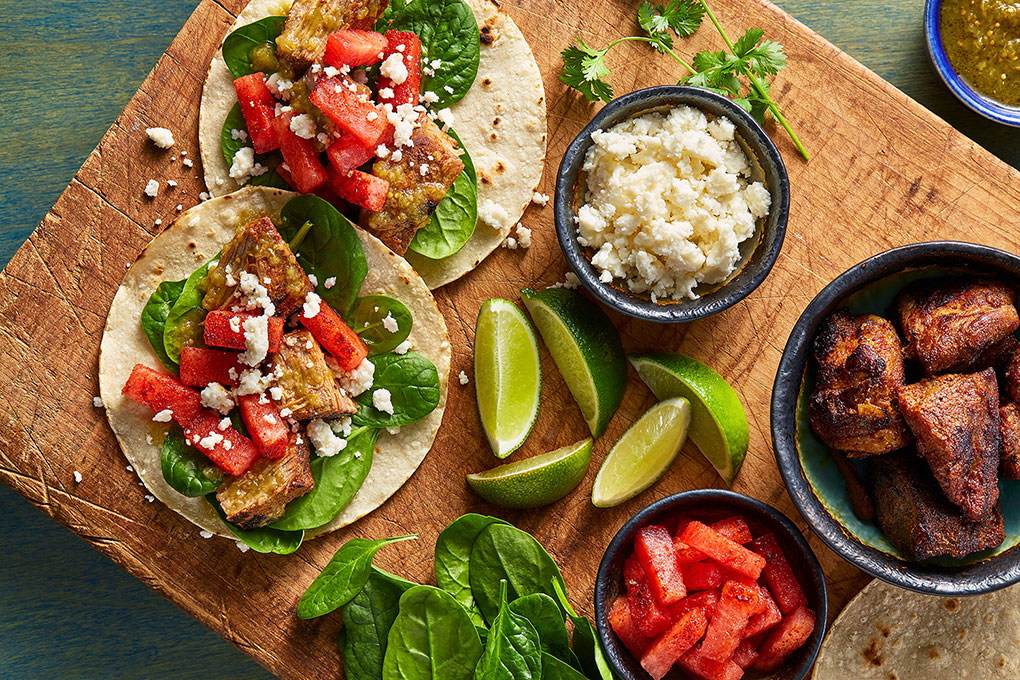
[98,186,451,539]
[198,0,547,290]
[812,578,1020,679]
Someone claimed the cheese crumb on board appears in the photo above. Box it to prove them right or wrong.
[458,371,470,385]
[146,127,175,148]
[144,179,159,197]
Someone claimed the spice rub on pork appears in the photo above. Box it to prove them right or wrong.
[271,329,359,420]
[870,452,1004,560]
[362,114,465,255]
[203,216,314,318]
[895,278,1020,375]
[808,310,910,455]
[896,368,1000,521]
[216,430,315,529]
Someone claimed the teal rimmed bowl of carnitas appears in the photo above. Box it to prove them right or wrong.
[772,241,1020,596]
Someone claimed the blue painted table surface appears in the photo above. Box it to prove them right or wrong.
[2,1,1018,677]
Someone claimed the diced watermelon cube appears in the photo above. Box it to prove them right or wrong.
[680,644,745,680]
[747,533,809,615]
[324,29,388,68]
[378,31,422,108]
[608,595,652,658]
[204,310,284,354]
[327,166,389,212]
[624,555,672,638]
[669,590,720,623]
[731,638,759,670]
[700,579,761,663]
[233,73,279,154]
[238,393,289,459]
[753,605,816,672]
[299,298,369,371]
[640,608,709,680]
[743,586,782,638]
[272,113,328,194]
[676,517,753,565]
[326,132,378,175]
[122,364,203,425]
[682,561,724,592]
[679,522,766,580]
[181,410,260,477]
[635,525,687,606]
[309,76,393,149]
[179,347,244,388]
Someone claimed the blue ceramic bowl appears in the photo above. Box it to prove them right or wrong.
[772,242,1020,596]
[555,86,789,323]
[594,489,827,680]
[924,0,1020,127]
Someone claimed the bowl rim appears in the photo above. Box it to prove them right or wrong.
[924,0,1020,127]
[554,85,790,324]
[771,240,1020,596]
[593,488,828,680]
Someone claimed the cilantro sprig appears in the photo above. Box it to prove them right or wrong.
[559,0,808,160]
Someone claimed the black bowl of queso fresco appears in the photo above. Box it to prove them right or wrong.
[554,85,790,323]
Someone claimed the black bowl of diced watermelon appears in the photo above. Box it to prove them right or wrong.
[594,489,828,680]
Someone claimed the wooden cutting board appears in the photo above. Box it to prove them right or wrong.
[3,0,1020,676]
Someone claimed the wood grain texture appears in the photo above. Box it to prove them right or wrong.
[3,0,1020,678]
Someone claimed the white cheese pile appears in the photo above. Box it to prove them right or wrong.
[576,106,771,302]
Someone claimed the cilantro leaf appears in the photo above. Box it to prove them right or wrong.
[732,28,764,57]
[638,0,705,39]
[745,38,787,77]
[559,39,614,103]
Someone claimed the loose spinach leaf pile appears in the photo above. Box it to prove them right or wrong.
[408,128,478,260]
[300,514,614,680]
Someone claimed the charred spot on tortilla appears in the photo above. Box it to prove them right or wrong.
[863,638,884,666]
[944,598,960,611]
[482,77,492,87]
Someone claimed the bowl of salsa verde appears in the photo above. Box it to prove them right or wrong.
[925,0,1020,126]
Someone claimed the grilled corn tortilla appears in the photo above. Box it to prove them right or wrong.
[812,579,1020,679]
[98,186,451,539]
[198,0,547,289]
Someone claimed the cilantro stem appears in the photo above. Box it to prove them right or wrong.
[609,36,697,76]
[698,0,809,160]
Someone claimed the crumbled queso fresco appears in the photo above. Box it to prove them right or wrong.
[576,106,771,302]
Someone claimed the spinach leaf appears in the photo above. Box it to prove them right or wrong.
[508,594,573,667]
[351,295,413,356]
[389,0,480,107]
[434,514,510,629]
[141,278,186,372]
[297,534,416,619]
[163,259,215,365]
[220,103,288,189]
[221,16,286,79]
[468,524,567,625]
[161,426,221,497]
[409,129,477,259]
[381,585,483,680]
[208,496,304,555]
[374,0,408,31]
[279,195,368,318]
[550,579,614,680]
[352,352,441,428]
[341,567,417,680]
[540,653,589,680]
[270,428,377,531]
[474,581,542,680]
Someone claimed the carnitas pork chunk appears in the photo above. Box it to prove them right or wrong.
[897,368,1000,520]
[362,113,465,255]
[270,330,359,420]
[999,403,1020,480]
[216,430,314,529]
[276,0,387,76]
[808,309,910,455]
[871,452,1004,560]
[203,216,313,318]
[895,278,1019,375]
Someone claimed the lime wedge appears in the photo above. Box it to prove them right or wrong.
[629,352,749,484]
[592,398,692,507]
[474,298,542,458]
[467,438,593,509]
[520,287,626,438]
